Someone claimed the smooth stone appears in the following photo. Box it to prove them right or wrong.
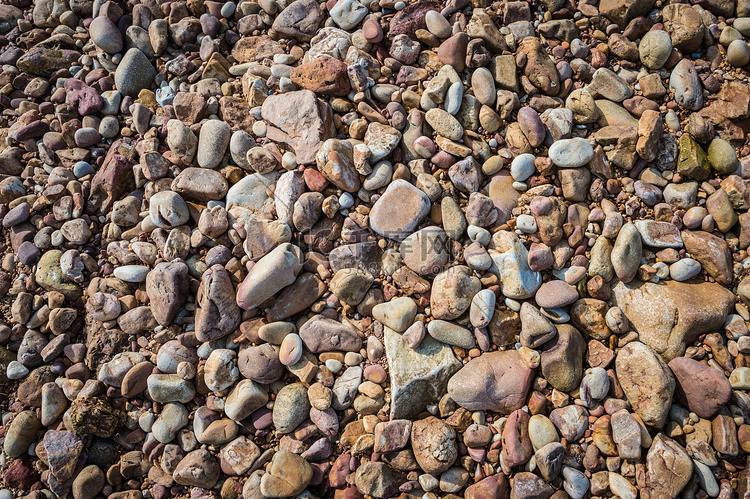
[548,138,594,167]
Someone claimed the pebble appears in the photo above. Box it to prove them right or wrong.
[511,153,536,181]
[548,138,594,167]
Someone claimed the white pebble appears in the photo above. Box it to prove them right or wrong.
[325,359,343,372]
[282,151,297,170]
[516,214,537,233]
[252,121,267,137]
[339,192,355,209]
[504,298,521,311]
[6,361,28,380]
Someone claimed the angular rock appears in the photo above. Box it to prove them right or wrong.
[615,341,675,428]
[610,280,734,361]
[384,327,461,419]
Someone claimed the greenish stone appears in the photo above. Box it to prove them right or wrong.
[16,47,79,78]
[707,138,740,174]
[456,94,481,131]
[677,133,711,180]
[36,250,83,301]
[0,346,15,384]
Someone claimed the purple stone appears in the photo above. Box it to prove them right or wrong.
[2,202,30,228]
[251,407,273,430]
[16,241,40,266]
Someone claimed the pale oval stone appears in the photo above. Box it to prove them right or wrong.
[279,333,304,366]
[113,265,151,282]
[469,289,495,328]
[529,414,559,451]
[548,138,594,167]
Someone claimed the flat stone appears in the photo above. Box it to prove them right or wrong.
[615,341,675,428]
[447,350,534,414]
[384,326,461,419]
[610,280,735,361]
[633,220,683,248]
[369,179,431,241]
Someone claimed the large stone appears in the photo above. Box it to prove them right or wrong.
[226,171,280,227]
[488,231,542,299]
[670,58,703,111]
[236,243,303,310]
[540,325,585,392]
[400,227,451,276]
[430,266,481,320]
[610,280,734,361]
[44,430,85,482]
[663,3,706,53]
[369,179,431,241]
[16,47,79,78]
[668,357,732,418]
[114,48,156,97]
[642,435,692,499]
[146,262,189,327]
[195,265,241,342]
[600,0,655,26]
[271,0,324,41]
[35,250,82,301]
[384,326,461,419]
[410,417,457,475]
[173,449,220,488]
[261,90,333,164]
[615,341,675,428]
[299,315,362,353]
[447,350,534,414]
[260,451,312,497]
[681,230,734,285]
[355,461,402,498]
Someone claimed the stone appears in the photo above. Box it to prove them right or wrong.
[541,325,585,392]
[663,3,705,53]
[611,280,734,361]
[642,435,692,499]
[354,461,402,498]
[535,280,579,309]
[369,179,431,241]
[639,30,671,69]
[261,90,333,165]
[681,230,733,285]
[372,297,417,332]
[670,58,703,111]
[616,341,675,428]
[114,49,156,96]
[411,417,457,475]
[146,262,188,326]
[548,138,594,167]
[272,0,323,41]
[488,231,542,299]
[611,222,642,283]
[400,227,451,276]
[299,315,361,352]
[173,449,220,488]
[668,357,732,418]
[385,327,460,418]
[273,383,310,434]
[291,57,350,96]
[447,350,534,414]
[195,265,241,342]
[237,243,303,310]
[196,120,230,169]
[430,266,481,320]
